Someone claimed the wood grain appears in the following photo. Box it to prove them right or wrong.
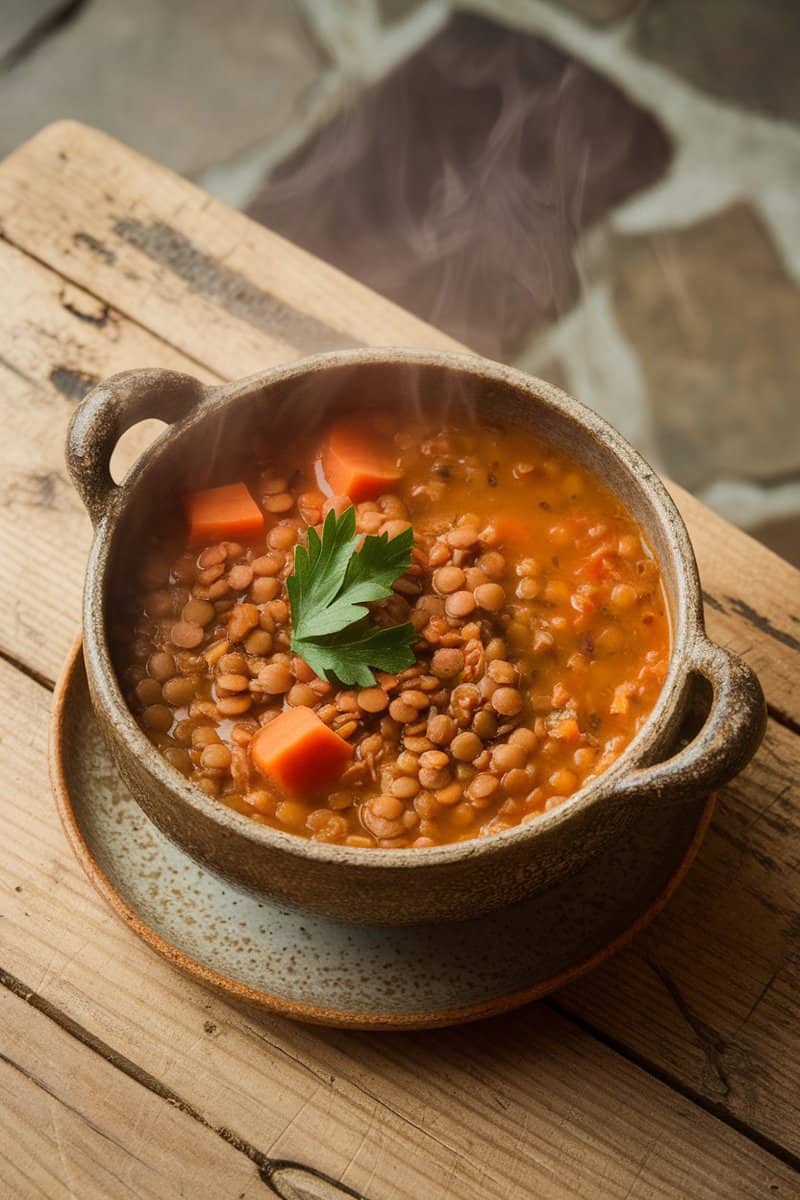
[0,985,263,1200]
[0,126,797,722]
[666,484,800,728]
[560,716,800,1151]
[0,661,797,1199]
[0,239,215,683]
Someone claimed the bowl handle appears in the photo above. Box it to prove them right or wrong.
[609,637,766,805]
[66,368,207,526]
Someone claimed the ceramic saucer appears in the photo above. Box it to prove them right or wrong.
[50,639,713,1030]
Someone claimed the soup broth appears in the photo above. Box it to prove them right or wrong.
[113,411,670,849]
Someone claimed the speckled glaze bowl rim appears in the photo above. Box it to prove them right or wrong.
[50,635,716,1029]
[81,347,700,873]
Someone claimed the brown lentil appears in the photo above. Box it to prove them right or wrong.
[216,672,249,693]
[268,525,297,551]
[395,751,420,775]
[196,563,225,586]
[509,726,538,752]
[433,565,466,594]
[357,687,389,714]
[491,743,527,772]
[265,492,295,514]
[163,747,192,774]
[217,695,253,716]
[419,749,449,771]
[182,599,216,626]
[228,563,254,590]
[391,775,420,800]
[468,773,500,802]
[287,683,316,707]
[388,697,417,723]
[472,709,498,739]
[450,730,482,762]
[427,713,457,745]
[451,802,475,828]
[266,599,289,624]
[162,676,196,706]
[253,552,284,576]
[147,651,176,681]
[502,768,532,795]
[141,703,172,732]
[445,590,476,619]
[491,687,523,717]
[170,621,204,649]
[135,677,163,706]
[487,659,518,685]
[227,603,260,642]
[200,743,232,771]
[434,782,462,806]
[243,629,273,656]
[198,545,226,568]
[419,766,451,790]
[258,663,293,694]
[474,582,505,611]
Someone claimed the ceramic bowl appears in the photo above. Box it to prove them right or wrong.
[66,349,765,925]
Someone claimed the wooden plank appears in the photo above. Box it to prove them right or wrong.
[0,239,215,683]
[0,121,797,722]
[0,661,797,1200]
[0,986,263,1200]
[560,716,800,1147]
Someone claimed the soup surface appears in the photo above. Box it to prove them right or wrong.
[113,412,670,849]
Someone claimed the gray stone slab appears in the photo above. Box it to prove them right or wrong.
[634,0,800,124]
[377,0,426,25]
[0,0,328,175]
[543,0,638,26]
[612,203,800,489]
[248,11,671,358]
[0,0,74,63]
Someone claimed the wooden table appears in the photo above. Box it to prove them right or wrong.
[1,122,798,1200]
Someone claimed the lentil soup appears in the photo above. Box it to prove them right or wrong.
[113,412,670,850]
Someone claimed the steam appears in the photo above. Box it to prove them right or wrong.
[248,13,670,360]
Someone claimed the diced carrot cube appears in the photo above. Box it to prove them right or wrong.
[184,482,265,547]
[321,416,402,503]
[553,717,580,743]
[486,513,531,549]
[610,682,637,715]
[250,706,353,797]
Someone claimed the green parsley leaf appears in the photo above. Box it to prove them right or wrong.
[287,506,359,640]
[287,505,417,685]
[293,621,416,688]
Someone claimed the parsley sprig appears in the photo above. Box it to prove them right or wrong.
[287,505,416,686]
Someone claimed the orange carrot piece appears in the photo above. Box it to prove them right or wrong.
[487,513,531,549]
[184,482,265,547]
[250,706,353,796]
[322,416,402,503]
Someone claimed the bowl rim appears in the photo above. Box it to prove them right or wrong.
[81,347,701,872]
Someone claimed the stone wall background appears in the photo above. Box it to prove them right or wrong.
[3,0,798,565]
